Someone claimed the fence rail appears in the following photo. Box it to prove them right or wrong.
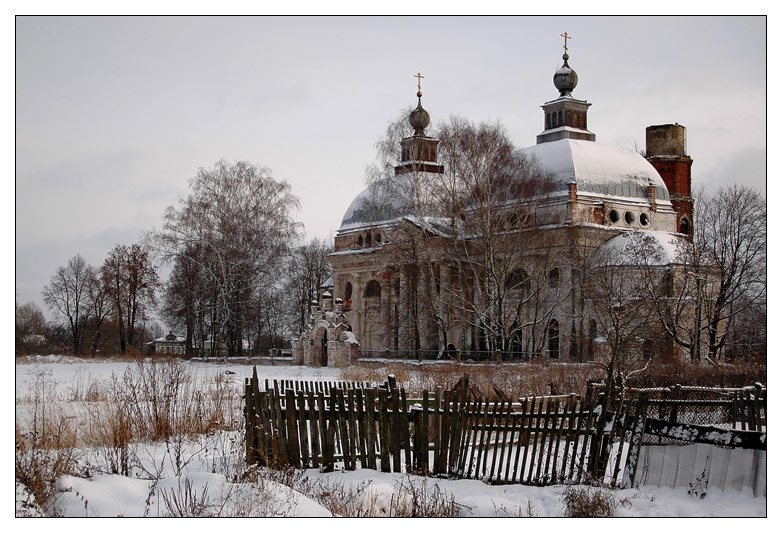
[244,370,652,487]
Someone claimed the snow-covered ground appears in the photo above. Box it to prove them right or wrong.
[14,356,767,517]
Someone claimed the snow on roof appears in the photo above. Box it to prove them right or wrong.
[518,139,670,202]
[150,334,186,343]
[591,230,687,267]
[339,172,443,231]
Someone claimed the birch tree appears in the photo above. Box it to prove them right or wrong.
[155,160,300,356]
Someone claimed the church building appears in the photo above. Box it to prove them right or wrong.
[294,40,693,366]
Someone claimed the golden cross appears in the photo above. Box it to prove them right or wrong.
[561,32,572,53]
[414,72,424,93]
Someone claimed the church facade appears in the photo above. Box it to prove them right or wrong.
[295,45,694,366]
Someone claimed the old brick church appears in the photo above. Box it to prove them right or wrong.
[293,43,693,367]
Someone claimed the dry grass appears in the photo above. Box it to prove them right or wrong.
[561,486,621,517]
[633,360,766,389]
[15,360,243,514]
[15,371,82,515]
[342,360,604,399]
[341,358,766,400]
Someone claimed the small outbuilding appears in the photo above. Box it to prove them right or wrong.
[146,331,186,355]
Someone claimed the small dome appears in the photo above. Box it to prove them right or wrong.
[339,175,414,230]
[409,97,430,135]
[553,53,578,96]
[591,231,685,267]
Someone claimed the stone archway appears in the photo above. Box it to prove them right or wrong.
[313,326,328,367]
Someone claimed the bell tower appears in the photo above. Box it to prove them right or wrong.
[645,124,694,236]
[395,73,444,175]
[537,33,596,145]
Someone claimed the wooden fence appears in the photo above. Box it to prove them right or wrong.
[244,369,650,487]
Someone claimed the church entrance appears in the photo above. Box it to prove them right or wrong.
[313,327,328,367]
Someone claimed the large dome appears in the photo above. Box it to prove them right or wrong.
[517,139,671,203]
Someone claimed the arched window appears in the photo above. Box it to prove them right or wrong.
[547,319,560,359]
[587,319,597,360]
[364,280,382,299]
[558,110,564,127]
[506,268,529,296]
[680,217,691,235]
[344,282,353,301]
[366,233,372,247]
[661,271,674,297]
[357,235,363,247]
[566,110,572,127]
[375,233,382,244]
[547,267,560,288]
[546,113,552,129]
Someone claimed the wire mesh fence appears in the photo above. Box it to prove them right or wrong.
[591,383,766,446]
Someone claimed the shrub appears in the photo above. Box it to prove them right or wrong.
[561,486,618,517]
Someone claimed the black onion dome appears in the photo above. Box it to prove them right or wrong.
[553,53,578,96]
[409,95,430,136]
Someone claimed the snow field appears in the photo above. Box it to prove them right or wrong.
[15,357,766,517]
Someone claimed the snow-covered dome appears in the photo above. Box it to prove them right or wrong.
[339,175,414,231]
[518,139,671,203]
[590,230,685,267]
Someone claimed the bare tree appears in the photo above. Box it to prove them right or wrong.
[15,301,48,354]
[102,243,160,354]
[155,160,300,357]
[42,254,90,354]
[287,238,333,334]
[160,247,205,355]
[358,107,454,357]
[586,232,665,400]
[436,117,560,359]
[360,113,562,360]
[639,186,766,363]
[85,265,113,356]
[695,185,766,360]
[723,292,766,361]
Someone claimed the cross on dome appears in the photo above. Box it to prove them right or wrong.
[414,72,424,97]
[561,32,571,53]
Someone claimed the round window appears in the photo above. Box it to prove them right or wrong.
[608,209,619,223]
[640,213,649,226]
[624,211,635,225]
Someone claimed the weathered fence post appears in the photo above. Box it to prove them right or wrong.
[621,393,648,489]
[244,376,256,464]
[367,387,378,470]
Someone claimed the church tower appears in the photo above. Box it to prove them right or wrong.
[645,124,694,236]
[536,33,596,145]
[395,73,445,175]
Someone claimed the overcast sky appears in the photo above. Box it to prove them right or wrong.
[15,15,766,320]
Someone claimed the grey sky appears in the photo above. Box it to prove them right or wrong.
[15,15,766,320]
